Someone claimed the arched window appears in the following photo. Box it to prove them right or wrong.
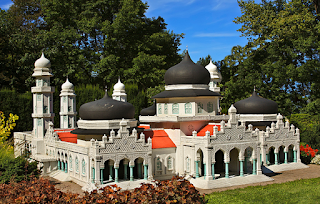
[75,157,79,173]
[172,103,179,114]
[158,104,162,114]
[164,104,168,114]
[197,103,203,113]
[167,156,173,170]
[69,156,73,170]
[185,103,192,114]
[156,157,162,171]
[82,159,86,175]
[186,157,190,172]
[207,102,213,113]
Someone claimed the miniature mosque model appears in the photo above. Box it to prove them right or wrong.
[14,52,306,190]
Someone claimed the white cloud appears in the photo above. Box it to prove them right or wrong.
[194,32,239,37]
[0,2,13,10]
[211,0,238,11]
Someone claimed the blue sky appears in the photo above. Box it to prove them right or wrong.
[0,0,251,62]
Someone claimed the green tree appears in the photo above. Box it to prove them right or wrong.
[220,0,320,116]
[1,0,183,93]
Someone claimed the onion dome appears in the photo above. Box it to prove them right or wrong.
[205,59,222,82]
[234,91,278,114]
[228,104,237,113]
[34,53,51,68]
[113,78,125,91]
[79,92,135,120]
[164,51,210,85]
[61,78,74,90]
[140,102,156,116]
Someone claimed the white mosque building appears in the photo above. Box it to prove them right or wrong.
[14,52,306,190]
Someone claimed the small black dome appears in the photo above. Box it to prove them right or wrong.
[234,91,278,114]
[79,93,135,120]
[140,103,156,116]
[164,51,210,85]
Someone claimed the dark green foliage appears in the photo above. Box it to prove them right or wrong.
[0,0,183,93]
[0,156,41,184]
[0,89,32,132]
[218,0,320,116]
[289,114,320,150]
[125,83,147,119]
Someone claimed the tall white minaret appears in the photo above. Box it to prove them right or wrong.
[60,78,77,128]
[205,59,222,93]
[112,78,127,102]
[31,53,55,138]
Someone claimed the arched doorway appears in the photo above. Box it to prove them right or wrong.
[196,149,204,178]
[244,147,253,174]
[288,145,294,162]
[214,150,224,177]
[268,147,275,165]
[134,157,144,179]
[103,159,115,182]
[119,159,130,180]
[229,148,240,176]
[279,146,285,164]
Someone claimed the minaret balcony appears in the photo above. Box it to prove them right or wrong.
[31,86,55,93]
[32,113,55,118]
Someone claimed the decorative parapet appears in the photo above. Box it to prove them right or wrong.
[262,114,300,143]
[98,121,152,154]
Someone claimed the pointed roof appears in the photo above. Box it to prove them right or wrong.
[164,51,210,85]
[234,91,278,114]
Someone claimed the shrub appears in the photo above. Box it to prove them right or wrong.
[0,176,206,203]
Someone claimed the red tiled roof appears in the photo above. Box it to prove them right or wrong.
[143,130,176,149]
[54,129,77,144]
[197,124,221,136]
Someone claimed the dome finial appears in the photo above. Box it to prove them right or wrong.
[105,85,108,94]
[254,85,256,92]
[186,45,188,51]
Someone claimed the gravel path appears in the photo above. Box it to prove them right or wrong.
[42,164,320,196]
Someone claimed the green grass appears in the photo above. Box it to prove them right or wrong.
[205,177,320,203]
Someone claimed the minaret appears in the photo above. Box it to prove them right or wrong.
[112,77,127,102]
[60,78,77,128]
[31,53,55,138]
[205,59,222,93]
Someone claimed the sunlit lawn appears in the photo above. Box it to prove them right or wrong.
[205,177,320,204]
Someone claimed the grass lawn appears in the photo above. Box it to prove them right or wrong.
[205,177,320,203]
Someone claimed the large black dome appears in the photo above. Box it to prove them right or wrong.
[164,51,210,85]
[234,91,278,114]
[140,102,156,116]
[79,93,135,120]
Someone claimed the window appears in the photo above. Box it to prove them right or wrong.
[186,157,190,172]
[38,119,42,126]
[207,102,213,113]
[156,157,162,171]
[158,104,162,114]
[172,103,179,114]
[43,106,48,113]
[197,103,203,113]
[164,104,168,114]
[69,156,72,170]
[82,159,86,175]
[75,157,79,173]
[68,106,72,112]
[185,103,192,114]
[167,156,173,170]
